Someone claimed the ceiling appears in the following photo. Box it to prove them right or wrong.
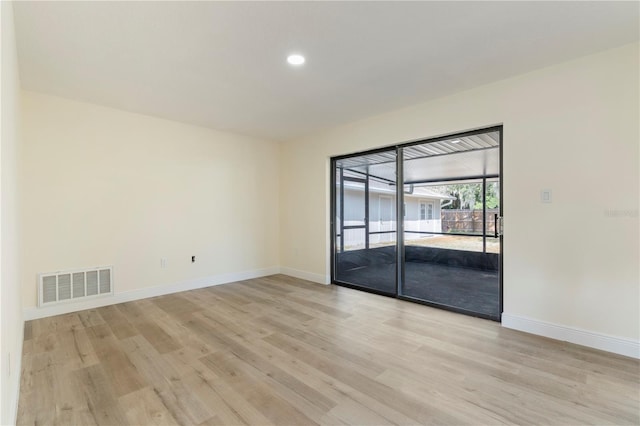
[13,1,639,142]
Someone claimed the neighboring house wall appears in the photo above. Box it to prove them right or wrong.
[405,197,442,235]
[370,194,396,244]
[340,188,443,248]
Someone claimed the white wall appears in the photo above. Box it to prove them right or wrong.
[21,92,281,310]
[341,195,443,247]
[1,1,24,423]
[280,43,639,351]
[406,197,441,235]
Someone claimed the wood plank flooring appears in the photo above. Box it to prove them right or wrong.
[17,274,640,425]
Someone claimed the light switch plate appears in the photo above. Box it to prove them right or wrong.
[541,189,552,203]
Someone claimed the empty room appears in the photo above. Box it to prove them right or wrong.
[1,1,639,425]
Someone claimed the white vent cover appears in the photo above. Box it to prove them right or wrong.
[38,266,113,307]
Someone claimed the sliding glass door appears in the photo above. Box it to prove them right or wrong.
[333,149,397,295]
[331,127,502,321]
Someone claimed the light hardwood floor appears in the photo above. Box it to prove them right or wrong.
[18,275,640,425]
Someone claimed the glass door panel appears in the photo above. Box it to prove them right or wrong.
[399,138,501,319]
[334,151,397,294]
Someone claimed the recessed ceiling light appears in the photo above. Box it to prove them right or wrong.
[450,139,461,144]
[287,54,305,66]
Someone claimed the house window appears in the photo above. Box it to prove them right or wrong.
[420,201,434,220]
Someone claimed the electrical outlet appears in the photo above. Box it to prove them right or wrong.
[160,258,167,268]
[191,256,196,263]
[541,189,552,203]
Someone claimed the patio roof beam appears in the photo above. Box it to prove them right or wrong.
[402,173,499,186]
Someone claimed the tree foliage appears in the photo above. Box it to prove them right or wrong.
[431,182,499,210]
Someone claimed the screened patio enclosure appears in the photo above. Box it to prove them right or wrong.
[331,127,503,320]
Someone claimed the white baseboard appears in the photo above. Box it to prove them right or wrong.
[23,266,280,321]
[279,267,330,285]
[502,313,640,359]
[25,269,638,360]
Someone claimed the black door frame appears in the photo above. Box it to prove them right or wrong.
[330,125,503,321]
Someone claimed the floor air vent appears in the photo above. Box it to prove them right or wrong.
[38,266,113,307]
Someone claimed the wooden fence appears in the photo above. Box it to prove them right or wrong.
[441,209,499,234]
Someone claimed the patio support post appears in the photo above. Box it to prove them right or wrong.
[339,167,345,253]
[365,167,370,249]
[482,177,487,254]
[396,149,404,295]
